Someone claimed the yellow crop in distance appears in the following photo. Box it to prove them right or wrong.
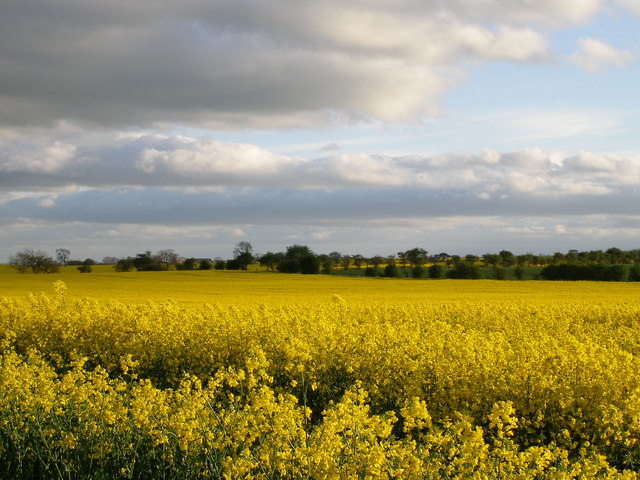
[1,263,639,306]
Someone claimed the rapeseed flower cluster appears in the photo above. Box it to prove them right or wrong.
[0,282,639,478]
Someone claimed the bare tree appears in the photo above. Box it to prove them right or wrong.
[56,248,71,267]
[9,250,31,273]
[155,249,179,271]
[10,248,59,273]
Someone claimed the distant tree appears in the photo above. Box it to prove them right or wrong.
[199,259,212,270]
[402,248,427,268]
[341,255,352,271]
[277,245,318,274]
[537,254,553,266]
[499,250,515,267]
[587,250,605,264]
[225,258,243,270]
[10,249,59,274]
[299,254,320,274]
[364,266,379,277]
[565,250,579,265]
[214,258,226,270]
[155,249,178,271]
[433,253,450,262]
[233,241,254,270]
[9,250,31,273]
[259,252,283,271]
[605,247,624,264]
[102,256,119,265]
[328,251,342,264]
[77,258,94,273]
[352,254,365,270]
[285,244,312,259]
[493,267,506,280]
[277,258,299,274]
[464,254,478,264]
[397,251,408,269]
[428,264,443,279]
[132,251,160,271]
[115,257,135,272]
[514,266,525,280]
[318,254,334,274]
[56,248,71,267]
[447,262,480,279]
[629,264,640,282]
[411,265,425,278]
[181,258,198,270]
[483,253,500,267]
[383,262,398,277]
[368,256,384,269]
[629,250,640,264]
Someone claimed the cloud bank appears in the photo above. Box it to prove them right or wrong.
[0,0,609,129]
[2,133,639,223]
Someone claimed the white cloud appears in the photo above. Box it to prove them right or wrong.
[562,152,640,182]
[616,0,640,16]
[1,140,78,174]
[570,37,634,73]
[2,131,639,199]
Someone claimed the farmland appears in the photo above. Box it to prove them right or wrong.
[1,264,638,305]
[1,267,640,478]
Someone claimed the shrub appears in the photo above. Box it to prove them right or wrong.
[364,267,379,277]
[447,262,481,279]
[428,264,443,279]
[383,263,398,277]
[411,265,425,279]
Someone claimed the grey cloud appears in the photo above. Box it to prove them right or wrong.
[3,184,639,231]
[0,0,583,129]
[320,143,341,152]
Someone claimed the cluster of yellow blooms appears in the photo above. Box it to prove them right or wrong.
[0,282,639,478]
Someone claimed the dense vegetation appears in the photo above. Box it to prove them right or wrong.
[1,280,640,478]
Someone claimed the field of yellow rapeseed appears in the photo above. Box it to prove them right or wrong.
[1,270,640,478]
[1,264,639,305]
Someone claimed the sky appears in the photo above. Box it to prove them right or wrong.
[1,0,640,262]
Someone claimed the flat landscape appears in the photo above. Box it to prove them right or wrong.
[3,0,640,478]
[1,267,640,478]
[2,264,639,305]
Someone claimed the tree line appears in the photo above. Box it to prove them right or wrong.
[8,244,640,281]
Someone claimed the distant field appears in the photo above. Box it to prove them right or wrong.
[1,264,639,305]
